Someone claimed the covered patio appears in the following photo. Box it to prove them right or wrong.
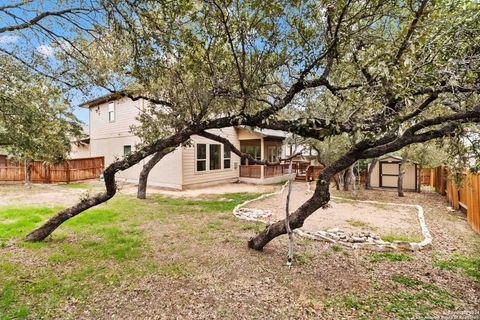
[237,128,294,184]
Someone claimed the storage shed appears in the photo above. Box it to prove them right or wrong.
[368,155,419,191]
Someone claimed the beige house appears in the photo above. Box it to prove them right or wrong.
[368,155,419,191]
[75,94,294,189]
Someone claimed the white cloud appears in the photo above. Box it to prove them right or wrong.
[0,35,19,44]
[36,44,55,57]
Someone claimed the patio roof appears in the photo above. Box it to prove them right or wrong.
[237,126,287,139]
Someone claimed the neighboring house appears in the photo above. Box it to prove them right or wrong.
[74,94,294,189]
[368,155,420,191]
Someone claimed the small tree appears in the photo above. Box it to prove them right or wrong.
[0,56,81,187]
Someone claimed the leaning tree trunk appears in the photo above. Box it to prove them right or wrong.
[23,132,190,242]
[137,151,169,199]
[397,153,408,197]
[248,174,332,250]
[25,160,32,189]
[285,159,294,265]
[365,158,378,190]
[247,151,359,251]
[23,170,117,241]
[351,164,357,197]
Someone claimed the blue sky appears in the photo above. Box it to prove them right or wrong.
[0,0,104,125]
[73,99,91,125]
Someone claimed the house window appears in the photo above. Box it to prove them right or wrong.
[223,144,231,169]
[108,102,115,122]
[196,143,206,171]
[124,145,132,156]
[209,144,221,170]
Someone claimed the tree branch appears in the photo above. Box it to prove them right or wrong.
[0,8,90,34]
[393,0,429,65]
[198,130,302,165]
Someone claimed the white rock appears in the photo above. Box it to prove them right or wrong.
[328,233,341,241]
[351,236,365,243]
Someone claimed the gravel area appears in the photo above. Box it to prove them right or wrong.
[246,182,422,240]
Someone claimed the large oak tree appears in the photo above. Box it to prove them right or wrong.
[2,1,478,249]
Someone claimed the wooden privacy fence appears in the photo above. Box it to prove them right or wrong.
[431,166,480,233]
[421,168,432,185]
[0,156,104,184]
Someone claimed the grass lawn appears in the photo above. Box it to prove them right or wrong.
[57,183,92,189]
[0,189,479,319]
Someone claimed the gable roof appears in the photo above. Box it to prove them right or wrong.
[79,92,126,108]
[379,155,418,164]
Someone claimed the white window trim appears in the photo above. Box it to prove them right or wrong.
[223,144,232,170]
[123,145,132,157]
[194,142,234,174]
[108,102,115,123]
[195,142,207,172]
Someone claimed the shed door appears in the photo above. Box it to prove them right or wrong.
[380,162,399,188]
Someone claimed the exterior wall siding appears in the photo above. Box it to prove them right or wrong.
[90,135,183,188]
[84,97,286,189]
[88,97,183,189]
[89,97,142,140]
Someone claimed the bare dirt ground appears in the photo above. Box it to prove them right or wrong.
[248,182,422,239]
[0,184,92,207]
[119,181,278,197]
[0,180,278,207]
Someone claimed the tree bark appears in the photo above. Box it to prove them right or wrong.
[285,159,294,265]
[351,164,357,197]
[137,151,169,199]
[333,174,340,190]
[417,164,422,193]
[397,153,408,197]
[23,132,190,241]
[248,172,332,250]
[365,158,378,189]
[343,166,353,191]
[25,160,32,189]
[23,172,116,241]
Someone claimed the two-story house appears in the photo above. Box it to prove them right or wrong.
[75,93,294,190]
